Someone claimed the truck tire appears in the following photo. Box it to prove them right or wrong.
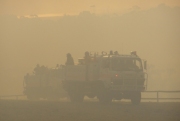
[131,92,141,105]
[68,92,84,103]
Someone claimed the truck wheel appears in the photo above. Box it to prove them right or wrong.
[69,92,84,103]
[131,92,141,105]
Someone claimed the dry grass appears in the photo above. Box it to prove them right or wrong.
[0,100,180,121]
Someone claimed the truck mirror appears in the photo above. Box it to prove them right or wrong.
[144,61,147,70]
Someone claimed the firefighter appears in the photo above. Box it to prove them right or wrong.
[109,50,114,55]
[65,53,74,65]
[34,64,41,75]
[84,51,91,64]
[84,51,91,81]
[56,64,59,69]
[114,51,119,55]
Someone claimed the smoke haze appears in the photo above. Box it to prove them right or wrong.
[0,4,180,95]
[1,0,180,15]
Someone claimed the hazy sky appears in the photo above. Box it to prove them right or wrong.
[0,0,180,94]
[1,0,180,15]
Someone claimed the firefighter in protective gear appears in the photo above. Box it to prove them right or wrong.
[65,53,74,65]
[84,51,91,64]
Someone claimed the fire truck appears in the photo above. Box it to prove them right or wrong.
[62,51,147,104]
[23,65,67,100]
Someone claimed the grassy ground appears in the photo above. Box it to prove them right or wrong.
[0,100,180,121]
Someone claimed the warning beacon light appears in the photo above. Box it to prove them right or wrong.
[131,51,137,56]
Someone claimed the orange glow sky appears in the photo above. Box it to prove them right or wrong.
[1,0,180,15]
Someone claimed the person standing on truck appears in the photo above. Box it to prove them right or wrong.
[109,50,114,55]
[84,51,91,64]
[114,51,119,55]
[34,64,41,75]
[65,53,74,65]
[84,51,91,81]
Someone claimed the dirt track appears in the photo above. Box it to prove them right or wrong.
[0,100,180,121]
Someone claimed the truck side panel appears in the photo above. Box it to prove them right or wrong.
[65,64,99,81]
[65,65,86,81]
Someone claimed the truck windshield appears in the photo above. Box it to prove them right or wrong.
[111,58,142,71]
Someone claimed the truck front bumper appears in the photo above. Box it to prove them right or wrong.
[111,85,146,91]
